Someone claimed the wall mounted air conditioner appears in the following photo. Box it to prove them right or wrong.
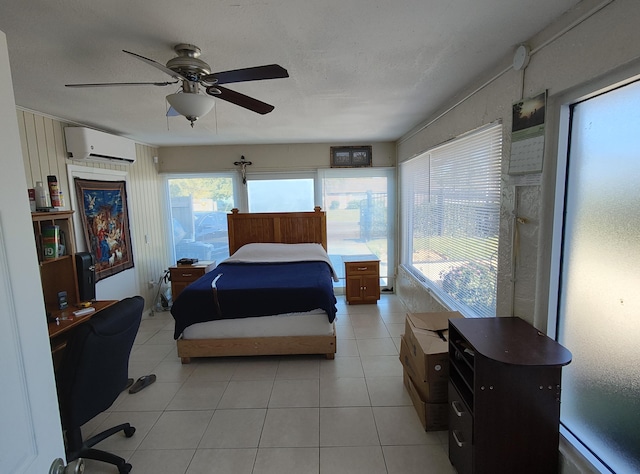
[64,127,137,165]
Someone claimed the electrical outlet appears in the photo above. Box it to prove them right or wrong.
[148,280,155,289]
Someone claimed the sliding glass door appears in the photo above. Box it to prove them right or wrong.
[320,168,395,289]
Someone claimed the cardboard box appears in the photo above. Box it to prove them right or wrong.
[403,369,448,431]
[403,311,463,382]
[400,335,448,402]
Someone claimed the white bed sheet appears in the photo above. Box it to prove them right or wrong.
[182,308,335,340]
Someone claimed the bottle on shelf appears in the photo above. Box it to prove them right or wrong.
[35,181,49,208]
[47,175,61,208]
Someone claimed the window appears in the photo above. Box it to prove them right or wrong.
[247,175,315,212]
[553,78,640,473]
[400,122,502,318]
[167,175,236,263]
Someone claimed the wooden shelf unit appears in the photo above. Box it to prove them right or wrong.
[448,317,572,474]
[31,210,80,312]
[344,257,380,304]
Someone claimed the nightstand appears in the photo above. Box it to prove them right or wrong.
[343,255,380,304]
[169,261,216,300]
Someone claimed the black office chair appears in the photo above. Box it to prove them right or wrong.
[57,296,144,474]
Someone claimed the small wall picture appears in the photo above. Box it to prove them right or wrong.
[330,146,372,168]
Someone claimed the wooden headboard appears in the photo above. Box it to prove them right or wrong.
[227,207,327,255]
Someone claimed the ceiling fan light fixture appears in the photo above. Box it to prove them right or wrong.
[166,92,215,126]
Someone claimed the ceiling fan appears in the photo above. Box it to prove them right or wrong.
[66,43,289,126]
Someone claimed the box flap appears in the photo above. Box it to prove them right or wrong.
[412,330,449,355]
[407,311,463,332]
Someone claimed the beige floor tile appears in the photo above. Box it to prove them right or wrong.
[373,406,441,446]
[361,355,403,377]
[349,313,385,327]
[365,376,413,407]
[385,322,405,338]
[188,358,240,381]
[126,448,195,474]
[259,407,320,447]
[166,379,227,410]
[198,408,266,448]
[383,444,457,474]
[319,446,387,474]
[276,357,320,379]
[253,447,319,474]
[186,448,257,474]
[231,358,280,380]
[356,337,398,356]
[354,324,391,339]
[269,379,319,408]
[334,338,359,356]
[319,356,364,379]
[319,407,379,447]
[217,380,274,409]
[129,343,175,363]
[335,324,355,339]
[139,410,213,450]
[320,377,371,407]
[381,312,408,325]
[150,358,197,383]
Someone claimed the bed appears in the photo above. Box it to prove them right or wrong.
[171,207,338,363]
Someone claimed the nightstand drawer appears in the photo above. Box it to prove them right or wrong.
[345,261,378,275]
[170,267,206,282]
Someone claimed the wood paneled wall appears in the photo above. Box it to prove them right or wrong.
[16,110,169,311]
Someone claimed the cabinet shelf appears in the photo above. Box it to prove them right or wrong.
[31,210,80,312]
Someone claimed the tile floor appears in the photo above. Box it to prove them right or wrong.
[81,294,457,473]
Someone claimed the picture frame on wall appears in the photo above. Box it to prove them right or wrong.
[330,146,372,168]
[74,178,134,281]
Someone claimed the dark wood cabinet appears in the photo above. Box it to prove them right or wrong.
[344,257,380,304]
[448,317,572,474]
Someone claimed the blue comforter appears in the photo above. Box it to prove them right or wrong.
[171,261,337,339]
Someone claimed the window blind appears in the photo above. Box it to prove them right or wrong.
[401,123,502,317]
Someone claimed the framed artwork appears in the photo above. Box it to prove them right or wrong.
[74,178,134,281]
[330,146,372,168]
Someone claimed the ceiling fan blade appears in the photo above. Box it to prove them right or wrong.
[66,80,178,88]
[204,64,289,85]
[210,85,275,115]
[123,49,189,81]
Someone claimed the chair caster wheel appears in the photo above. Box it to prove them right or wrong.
[124,426,136,438]
[118,463,132,474]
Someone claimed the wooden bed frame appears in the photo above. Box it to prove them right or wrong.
[177,206,336,363]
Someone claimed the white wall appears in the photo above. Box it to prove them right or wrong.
[396,0,640,333]
[16,111,169,311]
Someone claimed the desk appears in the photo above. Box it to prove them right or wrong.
[49,300,117,364]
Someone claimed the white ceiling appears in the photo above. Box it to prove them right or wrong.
[0,0,580,147]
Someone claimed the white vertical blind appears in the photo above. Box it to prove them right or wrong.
[401,122,502,317]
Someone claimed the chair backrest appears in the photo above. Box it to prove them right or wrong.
[57,296,144,429]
